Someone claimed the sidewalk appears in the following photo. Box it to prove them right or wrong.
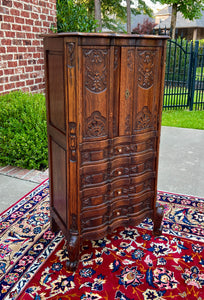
[0,126,204,213]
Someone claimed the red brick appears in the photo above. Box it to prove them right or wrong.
[8,61,17,67]
[0,85,3,92]
[26,79,34,85]
[32,40,40,46]
[5,83,15,90]
[19,60,27,66]
[5,31,15,38]
[16,81,25,88]
[2,0,12,7]
[42,8,48,14]
[4,15,14,22]
[10,75,20,81]
[1,39,11,46]
[15,67,24,74]
[12,24,22,31]
[0,165,15,174]
[13,39,22,45]
[40,14,46,20]
[24,4,32,11]
[15,17,25,24]
[0,47,6,53]
[26,19,33,25]
[10,8,20,16]
[4,68,15,75]
[13,1,23,9]
[0,70,3,76]
[35,20,42,26]
[0,76,8,83]
[1,23,11,30]
[31,12,39,19]
[34,65,41,71]
[18,46,27,52]
[23,40,31,46]
[0,6,9,14]
[3,54,13,60]
[25,66,34,72]
[20,73,29,80]
[22,25,31,32]
[21,10,30,18]
[26,33,35,39]
[7,46,17,53]
[33,27,40,33]
[16,32,25,38]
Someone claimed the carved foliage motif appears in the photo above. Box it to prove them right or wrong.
[67,42,75,67]
[135,106,153,130]
[70,213,78,232]
[83,49,108,93]
[138,50,155,89]
[85,111,106,138]
[69,122,77,161]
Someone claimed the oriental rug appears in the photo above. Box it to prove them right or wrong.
[0,180,203,300]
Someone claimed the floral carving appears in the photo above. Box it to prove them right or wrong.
[135,106,153,130]
[83,49,108,93]
[85,111,106,138]
[114,48,119,70]
[138,50,155,89]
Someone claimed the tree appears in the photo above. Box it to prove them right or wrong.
[132,18,157,34]
[158,0,204,39]
[127,0,131,33]
[80,0,154,32]
[95,0,102,31]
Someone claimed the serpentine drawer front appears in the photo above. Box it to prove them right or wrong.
[43,32,168,271]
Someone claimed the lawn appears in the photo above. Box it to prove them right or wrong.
[161,109,204,130]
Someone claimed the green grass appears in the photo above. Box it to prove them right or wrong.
[161,110,204,130]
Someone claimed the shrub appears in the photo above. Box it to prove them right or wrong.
[132,18,156,34]
[0,91,48,170]
[56,0,96,33]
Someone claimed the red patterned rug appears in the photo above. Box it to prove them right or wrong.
[0,180,203,300]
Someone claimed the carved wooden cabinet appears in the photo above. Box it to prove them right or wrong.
[43,33,168,270]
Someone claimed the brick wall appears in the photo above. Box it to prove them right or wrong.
[0,0,56,94]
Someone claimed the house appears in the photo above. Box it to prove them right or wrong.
[154,6,204,40]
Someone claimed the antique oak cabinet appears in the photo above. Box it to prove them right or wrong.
[43,33,168,270]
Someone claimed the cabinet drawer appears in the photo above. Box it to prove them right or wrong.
[129,173,155,194]
[80,184,110,209]
[80,161,109,188]
[110,156,130,179]
[130,152,156,175]
[80,139,109,165]
[81,206,109,232]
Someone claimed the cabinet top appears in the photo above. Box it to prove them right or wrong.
[43,32,169,40]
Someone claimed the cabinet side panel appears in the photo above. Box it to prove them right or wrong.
[48,53,66,133]
[50,139,67,226]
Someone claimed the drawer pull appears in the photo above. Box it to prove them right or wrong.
[118,148,122,153]
[118,190,122,195]
[118,171,122,175]
[117,211,120,216]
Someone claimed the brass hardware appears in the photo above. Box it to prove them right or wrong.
[118,190,122,195]
[117,211,120,216]
[118,171,122,175]
[125,89,130,100]
[118,148,122,153]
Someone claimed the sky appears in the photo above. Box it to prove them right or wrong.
[121,0,166,13]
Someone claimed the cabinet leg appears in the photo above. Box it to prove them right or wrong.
[66,234,80,271]
[153,203,164,236]
[50,215,59,233]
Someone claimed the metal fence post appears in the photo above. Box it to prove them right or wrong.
[190,41,199,111]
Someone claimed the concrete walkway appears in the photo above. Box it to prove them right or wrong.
[0,126,204,213]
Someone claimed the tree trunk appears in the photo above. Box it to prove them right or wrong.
[171,3,177,39]
[95,0,102,32]
[127,0,131,34]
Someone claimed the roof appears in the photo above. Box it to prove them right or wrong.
[155,6,172,16]
[155,10,204,29]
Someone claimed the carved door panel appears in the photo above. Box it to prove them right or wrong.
[133,47,162,133]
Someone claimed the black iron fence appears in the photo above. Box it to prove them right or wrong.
[163,38,204,110]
